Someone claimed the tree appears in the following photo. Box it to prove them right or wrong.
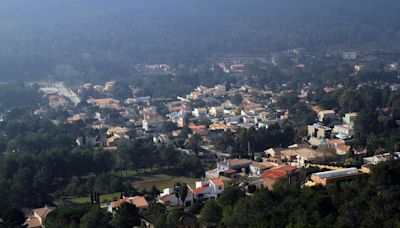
[339,88,363,113]
[166,208,183,228]
[0,208,26,228]
[231,94,243,106]
[199,199,222,227]
[174,183,189,207]
[186,134,202,156]
[218,187,244,207]
[111,203,141,228]
[80,206,112,228]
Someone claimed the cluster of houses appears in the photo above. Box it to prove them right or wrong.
[65,82,290,152]
[307,109,357,155]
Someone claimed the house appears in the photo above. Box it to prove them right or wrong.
[280,146,324,166]
[209,106,224,117]
[324,139,350,155]
[106,127,130,147]
[310,168,365,186]
[153,134,171,144]
[107,127,129,136]
[308,123,332,146]
[343,113,357,126]
[103,196,149,214]
[264,147,283,158]
[250,162,277,175]
[142,116,165,132]
[318,110,336,123]
[216,159,253,172]
[363,153,392,165]
[67,113,87,123]
[188,124,207,135]
[158,187,194,208]
[209,123,230,132]
[192,179,225,200]
[192,108,208,117]
[24,206,55,228]
[261,165,305,189]
[333,124,355,139]
[87,98,120,109]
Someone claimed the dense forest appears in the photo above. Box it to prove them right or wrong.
[1,0,400,81]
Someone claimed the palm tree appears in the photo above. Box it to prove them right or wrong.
[174,183,181,207]
[174,183,189,207]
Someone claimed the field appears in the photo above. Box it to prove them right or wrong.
[67,169,198,204]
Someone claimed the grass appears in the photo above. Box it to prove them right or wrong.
[67,168,198,204]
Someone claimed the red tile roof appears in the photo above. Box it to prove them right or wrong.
[211,178,224,186]
[112,196,149,208]
[192,184,209,194]
[261,165,297,180]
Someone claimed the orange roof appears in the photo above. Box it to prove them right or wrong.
[211,178,224,186]
[262,170,288,179]
[261,165,297,180]
[113,196,148,208]
[189,124,206,130]
[326,139,345,145]
[193,184,209,194]
[273,165,297,172]
[336,145,351,151]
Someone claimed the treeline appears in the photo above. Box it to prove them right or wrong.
[0,83,42,113]
[247,59,399,92]
[2,0,400,81]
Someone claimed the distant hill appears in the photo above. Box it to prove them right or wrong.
[0,0,399,81]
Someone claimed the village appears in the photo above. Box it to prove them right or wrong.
[21,49,400,227]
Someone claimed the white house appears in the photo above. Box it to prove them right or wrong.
[192,179,225,200]
[343,113,357,126]
[333,124,355,138]
[158,187,194,208]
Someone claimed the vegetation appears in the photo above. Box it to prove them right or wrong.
[1,0,400,82]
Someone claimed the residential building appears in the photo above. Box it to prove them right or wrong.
[308,123,332,146]
[318,110,336,122]
[209,106,224,117]
[192,179,225,200]
[250,162,277,175]
[158,188,194,208]
[261,165,305,189]
[343,112,358,127]
[280,146,324,166]
[24,206,55,228]
[363,153,392,165]
[216,159,253,172]
[310,168,364,186]
[103,196,149,215]
[333,124,355,139]
[192,108,208,117]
